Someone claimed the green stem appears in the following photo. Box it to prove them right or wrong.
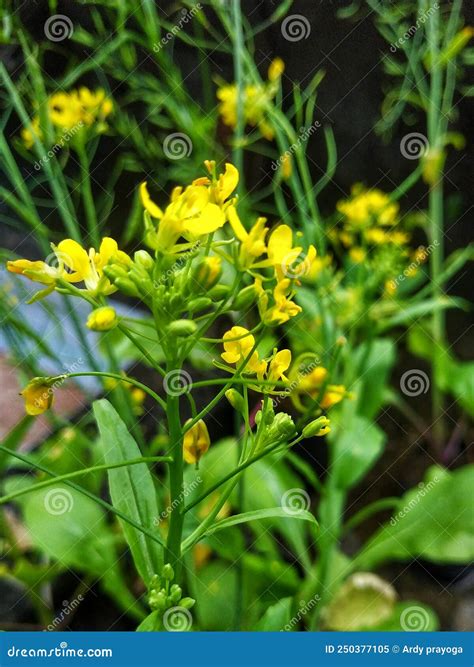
[164,362,185,578]
[231,0,245,194]
[77,142,99,247]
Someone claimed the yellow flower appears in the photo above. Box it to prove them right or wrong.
[292,366,346,412]
[8,237,131,296]
[265,225,316,278]
[337,186,399,228]
[268,57,285,82]
[267,349,292,382]
[280,153,292,180]
[21,378,55,416]
[183,419,211,465]
[221,326,266,377]
[140,164,238,252]
[21,117,42,149]
[255,276,302,325]
[349,247,366,263]
[86,306,118,331]
[228,207,269,269]
[217,62,283,141]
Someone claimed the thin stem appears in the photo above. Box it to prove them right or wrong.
[76,142,99,247]
[0,456,172,505]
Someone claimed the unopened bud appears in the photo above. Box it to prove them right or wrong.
[115,277,139,297]
[208,285,230,301]
[232,284,256,310]
[162,563,174,581]
[193,256,222,291]
[179,597,195,609]
[167,319,198,337]
[134,249,154,271]
[188,297,212,314]
[225,389,245,413]
[86,306,118,332]
[302,416,331,438]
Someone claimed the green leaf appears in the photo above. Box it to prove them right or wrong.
[93,399,163,584]
[136,611,160,632]
[322,573,396,630]
[352,339,395,420]
[195,507,318,541]
[376,297,463,332]
[255,597,294,631]
[354,465,474,569]
[331,409,386,490]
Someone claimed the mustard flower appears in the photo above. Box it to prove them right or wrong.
[255,275,302,326]
[21,377,55,416]
[221,326,266,378]
[86,306,118,331]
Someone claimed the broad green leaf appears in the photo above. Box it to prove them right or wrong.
[376,297,463,332]
[323,573,396,630]
[331,408,386,490]
[255,597,294,631]
[93,399,163,584]
[354,465,474,569]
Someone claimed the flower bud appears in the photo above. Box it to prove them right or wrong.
[232,284,256,310]
[149,590,167,610]
[267,412,296,442]
[188,297,212,314]
[114,276,139,297]
[208,285,230,301]
[86,306,118,332]
[162,563,174,581]
[179,597,196,609]
[302,416,331,438]
[170,584,182,603]
[167,319,198,337]
[225,389,245,413]
[183,419,211,465]
[134,249,154,271]
[193,256,222,291]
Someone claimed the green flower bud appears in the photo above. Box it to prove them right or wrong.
[162,563,174,581]
[302,416,331,438]
[134,249,154,271]
[103,264,129,282]
[179,597,195,609]
[232,284,256,310]
[114,277,139,297]
[267,412,296,442]
[208,285,230,301]
[150,574,161,589]
[192,257,222,291]
[188,297,213,314]
[149,590,167,610]
[225,389,245,413]
[170,584,182,603]
[167,319,198,337]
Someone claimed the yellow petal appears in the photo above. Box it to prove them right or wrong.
[140,182,163,219]
[56,239,91,281]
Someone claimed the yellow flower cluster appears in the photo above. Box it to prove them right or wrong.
[221,326,291,387]
[21,87,113,148]
[217,58,284,140]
